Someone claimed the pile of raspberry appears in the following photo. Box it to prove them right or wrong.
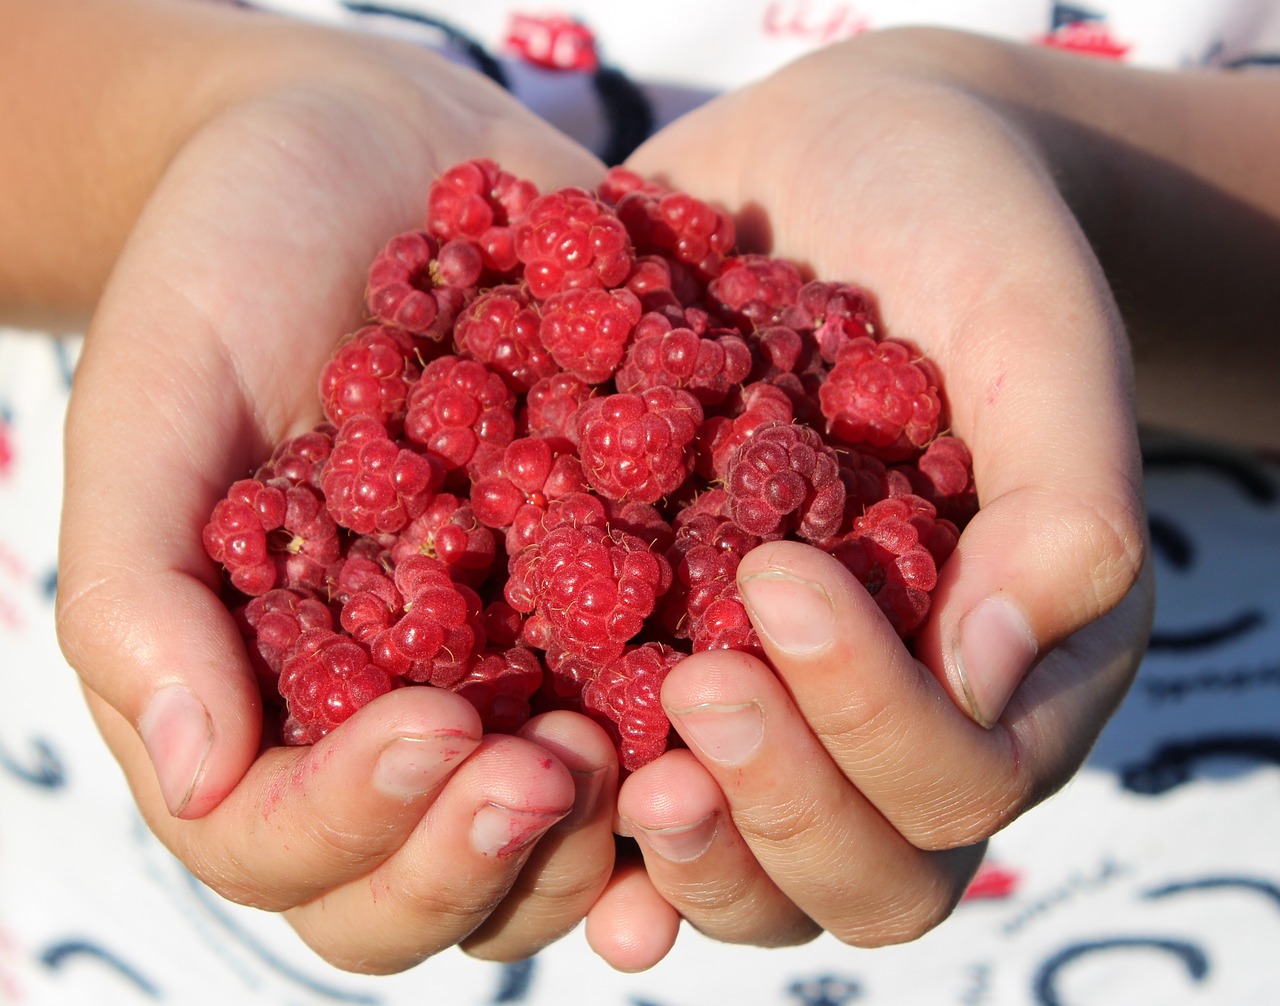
[204,159,977,771]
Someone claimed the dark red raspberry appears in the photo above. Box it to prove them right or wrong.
[204,479,341,596]
[575,387,703,504]
[582,642,683,771]
[403,356,517,472]
[389,493,497,585]
[482,600,525,649]
[538,287,642,384]
[615,322,752,406]
[723,421,846,542]
[451,645,544,733]
[321,416,443,535]
[319,324,420,428]
[425,157,538,273]
[819,336,943,461]
[366,230,475,337]
[523,372,593,442]
[898,435,979,526]
[254,424,335,491]
[615,188,735,279]
[707,253,805,329]
[505,523,672,663]
[278,627,395,744]
[240,587,334,677]
[453,284,557,392]
[695,381,796,480]
[829,494,956,637]
[514,187,634,298]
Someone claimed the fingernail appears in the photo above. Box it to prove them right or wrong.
[666,702,764,766]
[631,812,719,864]
[556,766,608,831]
[374,732,476,801]
[138,685,213,817]
[471,803,566,858]
[954,595,1039,728]
[738,570,834,656]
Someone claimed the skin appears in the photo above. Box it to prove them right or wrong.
[5,0,1277,977]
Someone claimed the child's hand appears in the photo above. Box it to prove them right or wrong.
[588,28,1153,966]
[53,14,617,972]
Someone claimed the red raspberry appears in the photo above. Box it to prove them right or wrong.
[514,187,634,299]
[523,372,593,442]
[596,165,665,205]
[615,322,752,406]
[240,587,334,677]
[321,416,443,535]
[204,479,341,596]
[366,555,484,686]
[453,285,557,392]
[366,230,476,337]
[707,253,805,329]
[897,435,979,526]
[425,157,538,273]
[254,424,335,491]
[829,494,956,637]
[615,188,735,278]
[693,595,763,658]
[505,522,672,663]
[482,600,525,649]
[695,381,796,480]
[451,645,544,733]
[403,356,517,472]
[575,387,703,504]
[538,287,642,384]
[388,493,496,586]
[471,437,586,530]
[794,280,881,362]
[503,488,610,557]
[662,511,760,643]
[278,627,395,744]
[319,324,420,428]
[819,336,943,461]
[723,421,846,542]
[582,642,683,771]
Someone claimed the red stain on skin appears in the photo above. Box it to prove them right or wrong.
[986,370,1007,406]
[540,757,555,770]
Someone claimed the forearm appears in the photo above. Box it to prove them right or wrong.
[838,28,1280,448]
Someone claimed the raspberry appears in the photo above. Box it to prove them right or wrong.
[582,642,682,771]
[662,510,760,643]
[453,284,557,392]
[901,435,979,526]
[389,493,497,585]
[575,387,703,504]
[425,157,538,273]
[819,336,943,461]
[403,356,517,472]
[538,287,642,384]
[596,165,665,205]
[693,594,762,658]
[319,324,420,428]
[616,188,735,278]
[366,230,475,337]
[523,371,593,442]
[723,421,846,542]
[321,416,443,535]
[278,627,395,744]
[794,280,880,361]
[451,646,544,733]
[367,555,484,686]
[615,322,752,405]
[505,522,672,663]
[471,437,586,530]
[829,494,956,636]
[204,479,340,596]
[707,253,805,330]
[254,424,335,490]
[240,587,334,676]
[514,187,634,298]
[503,487,610,557]
[695,381,796,480]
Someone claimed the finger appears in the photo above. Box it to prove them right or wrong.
[89,685,483,909]
[661,646,985,946]
[734,539,1152,848]
[285,734,575,975]
[617,749,819,947]
[584,855,682,973]
[460,711,619,961]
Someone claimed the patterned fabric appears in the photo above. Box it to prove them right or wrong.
[3,3,1280,1002]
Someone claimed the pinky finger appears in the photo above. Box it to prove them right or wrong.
[584,855,681,973]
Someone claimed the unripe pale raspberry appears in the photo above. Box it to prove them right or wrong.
[575,387,703,504]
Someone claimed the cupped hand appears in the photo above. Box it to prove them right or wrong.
[54,14,616,971]
[592,27,1154,965]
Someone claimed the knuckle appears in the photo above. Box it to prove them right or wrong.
[735,790,832,850]
[1077,489,1148,615]
[829,865,965,948]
